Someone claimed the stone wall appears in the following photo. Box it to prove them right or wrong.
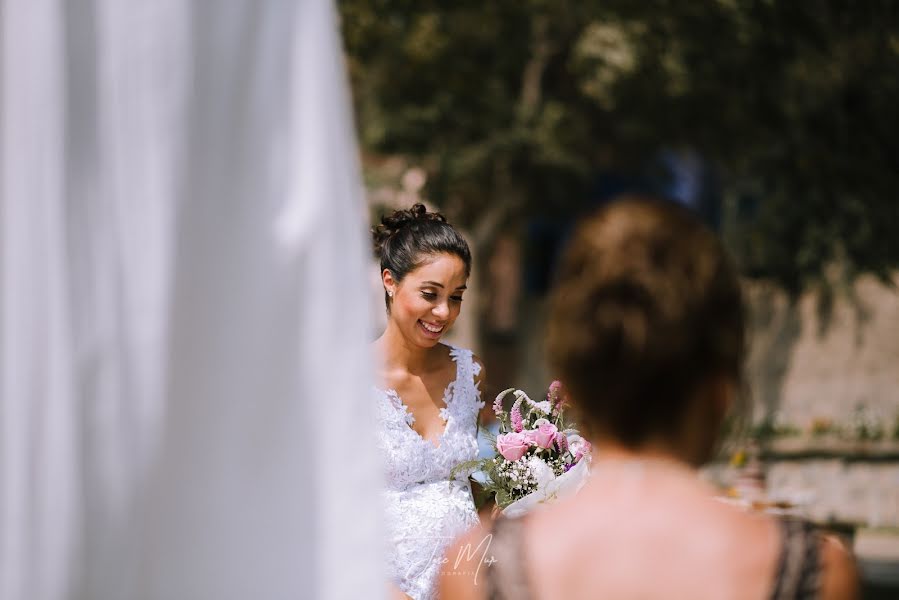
[767,459,899,527]
[714,273,899,527]
[745,272,899,428]
[704,456,899,528]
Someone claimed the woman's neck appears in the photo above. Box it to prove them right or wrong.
[375,321,435,375]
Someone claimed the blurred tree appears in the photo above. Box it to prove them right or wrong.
[340,0,899,292]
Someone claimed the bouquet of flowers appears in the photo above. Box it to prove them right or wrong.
[454,381,592,517]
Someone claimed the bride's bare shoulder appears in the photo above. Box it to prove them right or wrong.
[434,341,455,360]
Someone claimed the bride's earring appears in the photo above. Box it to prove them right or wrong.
[387,290,394,298]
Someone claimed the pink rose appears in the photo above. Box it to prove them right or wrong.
[524,422,558,450]
[496,432,529,461]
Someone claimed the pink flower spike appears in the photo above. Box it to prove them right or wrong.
[510,397,524,432]
[554,431,569,453]
[493,388,516,417]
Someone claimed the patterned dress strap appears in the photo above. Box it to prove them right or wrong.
[769,518,822,600]
[486,516,534,600]
[449,346,472,381]
[448,346,484,409]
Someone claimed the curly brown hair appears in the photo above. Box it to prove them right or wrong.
[546,197,745,448]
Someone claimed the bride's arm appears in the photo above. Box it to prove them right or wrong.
[470,354,498,519]
[472,354,486,397]
[472,354,490,435]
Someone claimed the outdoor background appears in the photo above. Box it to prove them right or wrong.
[339,0,899,594]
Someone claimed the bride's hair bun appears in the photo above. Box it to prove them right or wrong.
[372,203,471,311]
[372,203,446,257]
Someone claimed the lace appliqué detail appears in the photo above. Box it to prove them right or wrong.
[384,389,418,426]
[374,346,484,600]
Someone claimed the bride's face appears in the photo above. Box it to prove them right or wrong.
[384,253,468,348]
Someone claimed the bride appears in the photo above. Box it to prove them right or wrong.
[371,204,485,600]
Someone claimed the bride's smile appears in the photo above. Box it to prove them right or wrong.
[419,320,445,335]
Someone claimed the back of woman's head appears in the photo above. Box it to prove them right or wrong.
[546,197,745,448]
[372,203,472,308]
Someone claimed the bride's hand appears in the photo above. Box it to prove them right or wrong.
[478,497,501,521]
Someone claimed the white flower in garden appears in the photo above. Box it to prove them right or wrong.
[534,401,552,414]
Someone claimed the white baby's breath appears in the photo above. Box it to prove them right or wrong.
[526,456,557,487]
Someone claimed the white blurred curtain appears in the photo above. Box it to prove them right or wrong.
[0,1,382,599]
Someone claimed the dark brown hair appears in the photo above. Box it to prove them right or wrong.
[372,203,471,309]
[546,197,745,447]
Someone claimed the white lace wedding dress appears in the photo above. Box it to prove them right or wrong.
[375,345,484,600]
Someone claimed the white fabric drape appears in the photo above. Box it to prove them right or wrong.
[0,1,382,599]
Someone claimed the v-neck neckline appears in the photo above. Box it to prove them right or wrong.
[376,352,461,449]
